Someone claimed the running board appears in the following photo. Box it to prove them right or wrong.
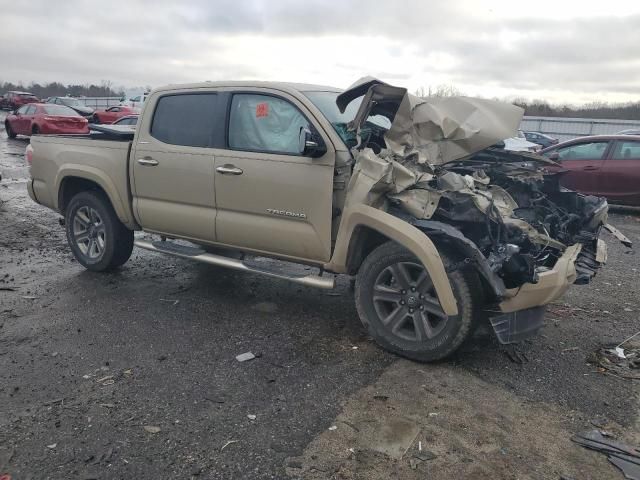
[134,239,335,289]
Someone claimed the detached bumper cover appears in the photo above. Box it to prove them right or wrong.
[490,306,546,344]
[498,244,582,313]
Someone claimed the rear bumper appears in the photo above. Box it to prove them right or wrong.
[498,244,583,313]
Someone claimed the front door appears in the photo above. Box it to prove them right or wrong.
[213,91,335,263]
[554,140,610,194]
[131,91,225,242]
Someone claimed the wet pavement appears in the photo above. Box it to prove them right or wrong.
[1,110,639,479]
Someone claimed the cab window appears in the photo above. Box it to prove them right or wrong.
[150,93,221,147]
[228,94,310,155]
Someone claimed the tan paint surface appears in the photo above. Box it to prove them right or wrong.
[327,204,458,316]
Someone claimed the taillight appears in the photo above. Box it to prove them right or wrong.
[25,144,33,166]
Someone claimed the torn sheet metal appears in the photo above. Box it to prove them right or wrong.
[337,76,524,166]
[604,223,633,248]
[338,76,610,292]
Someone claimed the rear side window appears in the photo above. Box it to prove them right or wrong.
[611,141,640,160]
[555,141,609,161]
[25,105,37,115]
[228,94,309,154]
[151,94,219,147]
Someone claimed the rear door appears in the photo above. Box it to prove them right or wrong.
[130,90,225,242]
[598,139,640,205]
[213,90,335,263]
[553,140,611,194]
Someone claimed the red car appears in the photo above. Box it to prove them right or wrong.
[4,103,89,138]
[541,134,640,206]
[92,105,137,124]
[0,91,39,110]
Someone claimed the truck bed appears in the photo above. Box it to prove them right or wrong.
[29,134,136,228]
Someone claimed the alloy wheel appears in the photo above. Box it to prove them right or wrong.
[372,261,448,342]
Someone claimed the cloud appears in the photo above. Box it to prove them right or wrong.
[0,0,638,104]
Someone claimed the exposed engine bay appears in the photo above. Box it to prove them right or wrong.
[337,77,620,299]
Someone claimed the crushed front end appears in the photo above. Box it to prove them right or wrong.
[337,77,626,344]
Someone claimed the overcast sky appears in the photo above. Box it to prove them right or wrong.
[1,0,638,104]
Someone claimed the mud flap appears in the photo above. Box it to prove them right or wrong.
[489,306,545,344]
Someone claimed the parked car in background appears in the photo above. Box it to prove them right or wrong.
[121,92,149,111]
[46,97,95,118]
[112,114,138,126]
[92,106,137,124]
[0,91,39,110]
[522,131,558,148]
[541,134,640,206]
[503,136,540,152]
[617,129,640,135]
[4,103,89,138]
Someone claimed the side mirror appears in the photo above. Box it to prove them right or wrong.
[13,110,19,116]
[548,151,560,161]
[298,127,327,158]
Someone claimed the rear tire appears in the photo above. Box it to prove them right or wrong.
[355,241,481,362]
[5,122,16,139]
[31,125,39,136]
[65,191,134,272]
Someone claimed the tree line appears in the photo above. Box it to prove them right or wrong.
[416,85,640,121]
[0,80,124,99]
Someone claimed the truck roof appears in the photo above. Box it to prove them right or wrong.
[152,81,342,95]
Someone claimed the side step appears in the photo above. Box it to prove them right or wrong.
[134,239,335,290]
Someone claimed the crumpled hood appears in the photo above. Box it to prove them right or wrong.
[337,76,524,166]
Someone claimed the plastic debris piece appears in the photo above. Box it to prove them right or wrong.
[236,352,256,362]
[143,425,161,434]
[221,440,239,451]
[328,425,337,431]
[247,414,256,420]
[46,443,57,449]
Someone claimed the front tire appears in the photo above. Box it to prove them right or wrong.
[5,122,16,138]
[65,191,134,272]
[355,241,480,362]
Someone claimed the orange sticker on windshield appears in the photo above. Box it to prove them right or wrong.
[256,102,269,118]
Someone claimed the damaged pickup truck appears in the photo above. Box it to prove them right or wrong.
[26,77,628,361]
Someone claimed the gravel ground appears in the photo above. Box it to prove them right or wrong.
[1,111,638,479]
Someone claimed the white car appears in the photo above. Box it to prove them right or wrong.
[503,136,541,152]
[120,92,149,112]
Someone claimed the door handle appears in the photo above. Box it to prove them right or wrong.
[137,158,159,166]
[216,165,243,175]
[582,166,599,171]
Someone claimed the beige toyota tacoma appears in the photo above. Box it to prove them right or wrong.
[26,77,624,362]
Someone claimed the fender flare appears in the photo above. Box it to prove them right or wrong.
[54,165,133,227]
[326,204,458,316]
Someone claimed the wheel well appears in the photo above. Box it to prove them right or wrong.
[58,177,108,214]
[31,124,39,132]
[345,226,391,275]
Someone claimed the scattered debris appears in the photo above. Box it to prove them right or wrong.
[46,443,57,449]
[0,287,16,291]
[21,296,37,300]
[591,341,640,380]
[159,298,179,306]
[100,403,115,409]
[143,426,161,434]
[221,440,239,451]
[235,352,256,362]
[413,450,437,462]
[96,375,115,386]
[247,414,257,420]
[562,346,580,353]
[373,395,389,402]
[572,430,640,480]
[328,426,337,431]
